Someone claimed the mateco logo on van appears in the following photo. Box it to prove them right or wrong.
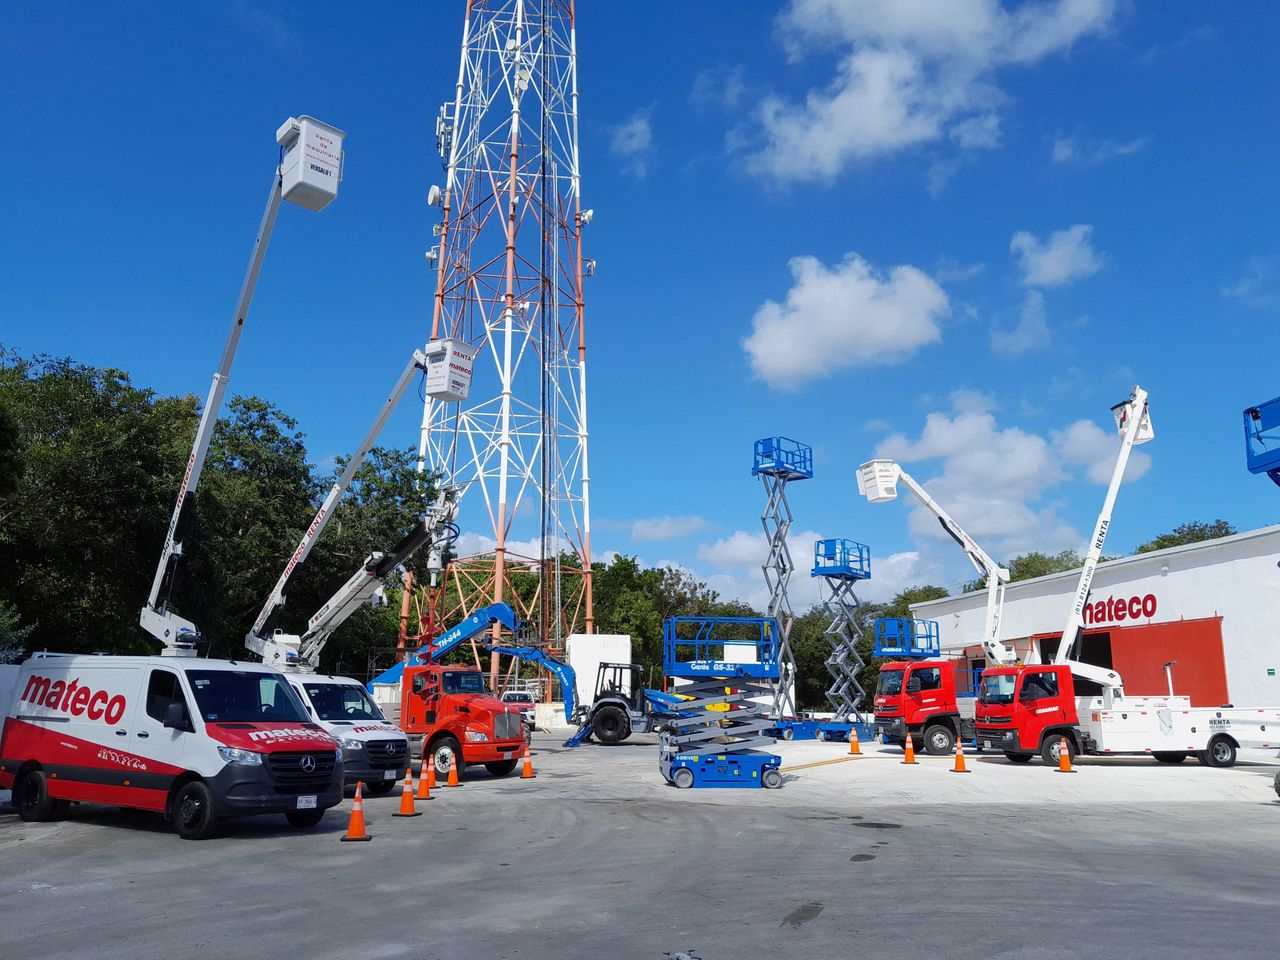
[20,675,127,724]
[246,728,332,744]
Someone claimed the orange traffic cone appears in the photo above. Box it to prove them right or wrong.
[950,736,970,774]
[1056,736,1076,773]
[521,745,536,779]
[340,781,372,842]
[425,762,437,792]
[392,768,422,817]
[848,726,862,756]
[901,733,918,765]
[416,764,434,802]
[446,752,461,787]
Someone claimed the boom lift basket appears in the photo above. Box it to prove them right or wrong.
[856,459,899,503]
[275,116,345,212]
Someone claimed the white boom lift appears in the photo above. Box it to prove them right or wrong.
[244,347,440,670]
[1037,384,1154,700]
[856,459,1015,665]
[141,116,345,656]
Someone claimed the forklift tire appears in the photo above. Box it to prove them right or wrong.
[591,705,631,745]
[485,759,519,777]
[285,809,325,829]
[1201,736,1237,769]
[923,724,955,756]
[15,769,62,823]
[672,768,695,789]
[172,781,218,841]
[1153,752,1188,764]
[1004,752,1033,764]
[762,769,783,789]
[364,780,397,795]
[1040,736,1076,766]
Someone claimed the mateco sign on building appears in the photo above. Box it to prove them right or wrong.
[911,525,1280,708]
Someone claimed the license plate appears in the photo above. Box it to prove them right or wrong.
[383,769,398,780]
[296,795,317,810]
[983,740,993,750]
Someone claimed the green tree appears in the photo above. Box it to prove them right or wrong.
[963,549,1084,591]
[0,402,22,496]
[1135,520,1236,554]
[0,600,33,663]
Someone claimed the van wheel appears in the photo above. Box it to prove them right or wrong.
[1153,752,1188,764]
[285,809,325,829]
[364,780,397,795]
[923,724,955,756]
[16,769,61,823]
[1201,736,1236,769]
[1004,752,1033,764]
[172,781,218,840]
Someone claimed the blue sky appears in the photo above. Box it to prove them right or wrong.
[2,1,1279,611]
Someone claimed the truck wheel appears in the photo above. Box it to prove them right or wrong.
[364,780,397,795]
[672,768,695,789]
[1004,752,1033,764]
[1040,736,1076,766]
[172,781,218,841]
[427,736,464,778]
[1153,752,1188,764]
[1201,736,1236,768]
[591,705,631,745]
[762,769,783,789]
[285,809,325,829]
[923,724,955,756]
[485,759,518,777]
[16,769,61,823]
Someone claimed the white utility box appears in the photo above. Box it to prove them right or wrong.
[423,338,476,402]
[856,459,899,503]
[565,633,632,707]
[275,115,345,212]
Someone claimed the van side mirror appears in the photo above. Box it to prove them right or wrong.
[905,677,922,694]
[163,701,193,732]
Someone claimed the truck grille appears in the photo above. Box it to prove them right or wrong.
[267,751,337,783]
[978,716,1012,725]
[493,712,523,741]
[366,739,408,769]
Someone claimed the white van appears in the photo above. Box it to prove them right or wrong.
[0,654,344,839]
[284,674,410,794]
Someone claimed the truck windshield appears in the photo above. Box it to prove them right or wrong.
[979,674,1016,705]
[443,671,486,694]
[877,670,904,695]
[187,670,308,723]
[302,682,385,722]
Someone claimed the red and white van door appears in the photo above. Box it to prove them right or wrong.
[124,668,196,809]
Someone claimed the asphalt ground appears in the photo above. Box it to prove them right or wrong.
[2,733,1278,960]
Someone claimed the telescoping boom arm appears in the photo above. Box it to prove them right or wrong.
[856,459,1014,665]
[245,347,428,663]
[409,603,578,722]
[1049,385,1154,696]
[141,116,344,656]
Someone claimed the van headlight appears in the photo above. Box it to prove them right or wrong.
[464,730,489,742]
[336,737,364,751]
[217,746,263,765]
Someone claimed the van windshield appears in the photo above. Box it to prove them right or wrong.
[877,670,904,696]
[302,682,385,722]
[979,674,1016,705]
[443,671,486,694]
[187,671,308,723]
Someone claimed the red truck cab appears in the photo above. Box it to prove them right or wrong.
[974,664,1079,763]
[873,659,975,755]
[400,664,526,778]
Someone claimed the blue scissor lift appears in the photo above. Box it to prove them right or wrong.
[659,617,784,789]
[807,538,877,744]
[1244,397,1280,487]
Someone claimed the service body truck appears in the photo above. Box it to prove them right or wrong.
[286,674,409,793]
[0,654,344,839]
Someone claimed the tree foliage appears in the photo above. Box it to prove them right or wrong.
[964,549,1084,592]
[1135,520,1236,554]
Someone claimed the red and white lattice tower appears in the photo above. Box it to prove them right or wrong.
[417,0,593,686]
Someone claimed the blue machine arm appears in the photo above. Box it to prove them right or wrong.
[412,602,522,663]
[489,644,577,722]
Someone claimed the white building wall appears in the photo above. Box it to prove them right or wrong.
[911,525,1280,706]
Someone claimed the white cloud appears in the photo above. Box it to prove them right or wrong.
[935,257,986,283]
[609,109,654,178]
[1054,419,1152,485]
[1222,257,1277,309]
[743,253,948,389]
[697,528,828,611]
[746,0,1116,183]
[630,515,710,542]
[1010,224,1103,287]
[991,289,1051,355]
[691,65,748,112]
[1051,134,1146,165]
